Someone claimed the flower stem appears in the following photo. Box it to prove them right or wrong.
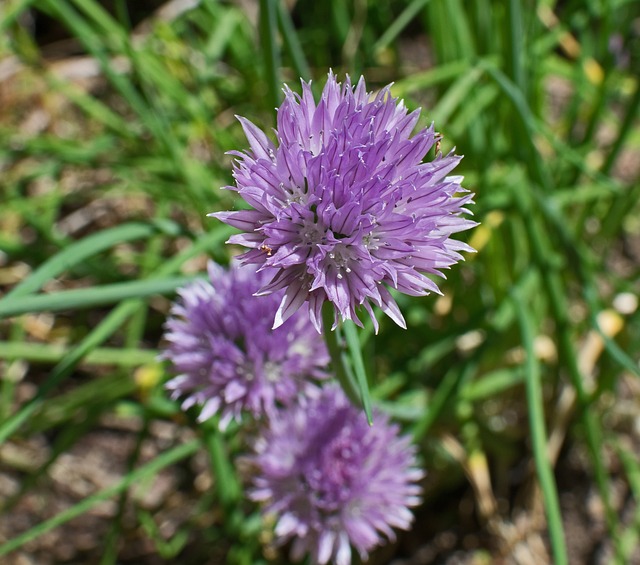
[321,303,373,424]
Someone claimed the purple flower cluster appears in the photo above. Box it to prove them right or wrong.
[213,72,476,333]
[248,385,423,565]
[161,262,328,429]
[161,262,423,563]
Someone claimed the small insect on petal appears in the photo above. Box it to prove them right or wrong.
[260,244,273,256]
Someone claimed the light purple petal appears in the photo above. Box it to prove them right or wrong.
[274,279,310,329]
[237,116,276,161]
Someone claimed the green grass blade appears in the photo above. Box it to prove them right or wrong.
[507,0,526,92]
[430,64,485,125]
[533,192,640,379]
[330,0,349,47]
[616,442,640,560]
[412,365,466,441]
[44,70,134,136]
[373,0,432,55]
[26,372,138,434]
[39,0,208,208]
[484,64,552,190]
[513,290,568,565]
[69,0,128,39]
[203,6,243,61]
[277,1,311,81]
[0,275,197,318]
[0,0,36,32]
[512,186,624,561]
[460,367,525,402]
[0,300,142,443]
[258,0,281,114]
[0,342,158,366]
[392,60,471,97]
[1,222,162,302]
[609,84,639,152]
[448,83,499,137]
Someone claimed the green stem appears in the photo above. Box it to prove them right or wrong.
[320,304,373,424]
[342,320,373,425]
[602,76,640,175]
[321,304,361,407]
[202,421,241,509]
[259,0,281,115]
[277,0,311,81]
[513,186,624,562]
[513,292,568,565]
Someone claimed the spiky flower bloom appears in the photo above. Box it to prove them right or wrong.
[248,385,423,565]
[212,72,476,333]
[161,262,329,429]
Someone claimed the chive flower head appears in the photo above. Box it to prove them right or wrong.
[213,72,476,332]
[161,262,328,429]
[248,385,423,565]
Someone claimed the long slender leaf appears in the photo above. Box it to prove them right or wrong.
[373,0,432,54]
[513,289,568,565]
[277,1,311,81]
[0,275,197,318]
[1,222,164,302]
[0,342,158,365]
[258,0,281,114]
[0,0,37,32]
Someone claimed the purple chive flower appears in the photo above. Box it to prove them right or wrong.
[248,385,423,565]
[161,262,329,429]
[212,71,476,333]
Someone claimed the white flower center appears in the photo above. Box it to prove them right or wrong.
[328,247,353,279]
[264,361,280,382]
[301,219,325,247]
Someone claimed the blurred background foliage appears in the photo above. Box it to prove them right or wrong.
[0,0,639,563]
